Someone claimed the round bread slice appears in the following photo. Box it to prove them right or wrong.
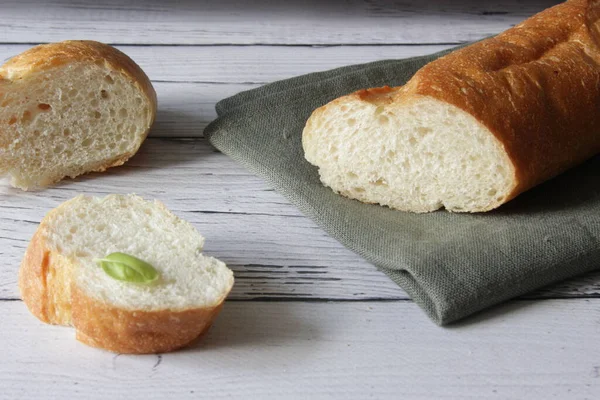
[0,41,157,190]
[19,194,234,354]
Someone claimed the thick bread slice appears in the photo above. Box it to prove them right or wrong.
[0,41,157,190]
[19,194,234,354]
[303,0,600,213]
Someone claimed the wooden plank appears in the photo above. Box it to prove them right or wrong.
[0,0,559,45]
[0,44,457,137]
[0,44,454,84]
[0,138,402,300]
[1,299,599,399]
[1,138,599,301]
[152,82,255,137]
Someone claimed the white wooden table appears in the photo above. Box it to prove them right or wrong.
[2,1,599,399]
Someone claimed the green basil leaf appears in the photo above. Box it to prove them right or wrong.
[95,252,159,284]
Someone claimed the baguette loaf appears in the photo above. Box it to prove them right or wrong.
[303,0,600,213]
[0,41,156,190]
[19,194,234,354]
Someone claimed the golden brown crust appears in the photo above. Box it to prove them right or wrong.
[310,0,600,211]
[72,286,224,354]
[19,203,231,354]
[404,0,600,200]
[19,230,51,323]
[19,218,73,325]
[0,41,157,189]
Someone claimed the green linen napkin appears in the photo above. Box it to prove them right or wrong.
[204,47,600,325]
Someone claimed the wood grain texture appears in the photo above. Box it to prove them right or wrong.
[0,44,453,83]
[0,0,559,45]
[0,1,597,398]
[1,138,599,301]
[152,82,256,137]
[0,45,454,137]
[2,300,600,400]
[0,139,402,300]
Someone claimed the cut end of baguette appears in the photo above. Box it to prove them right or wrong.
[0,41,156,190]
[303,91,516,213]
[19,194,234,354]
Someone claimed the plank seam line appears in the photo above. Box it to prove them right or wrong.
[151,80,264,85]
[1,296,600,303]
[0,42,466,47]
[0,297,410,302]
[187,210,305,218]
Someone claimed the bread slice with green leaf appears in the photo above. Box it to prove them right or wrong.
[19,194,234,354]
[0,40,156,190]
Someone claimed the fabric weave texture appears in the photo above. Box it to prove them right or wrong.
[204,47,600,325]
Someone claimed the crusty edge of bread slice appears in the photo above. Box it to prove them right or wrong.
[18,209,232,354]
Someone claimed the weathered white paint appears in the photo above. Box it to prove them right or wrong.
[0,44,453,83]
[2,300,599,400]
[152,82,257,136]
[0,0,558,45]
[0,1,597,398]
